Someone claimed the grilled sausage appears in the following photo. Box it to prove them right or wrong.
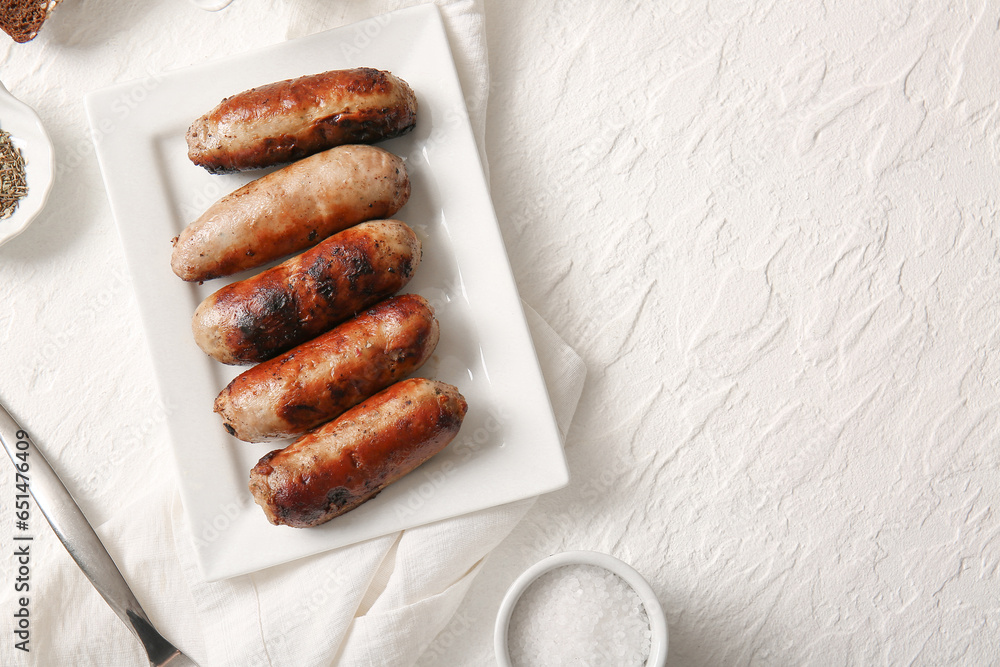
[187,68,417,173]
[192,220,421,365]
[249,378,467,528]
[171,145,409,282]
[215,294,439,442]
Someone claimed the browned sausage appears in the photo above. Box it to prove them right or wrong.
[192,220,420,365]
[186,68,417,173]
[249,378,468,528]
[215,294,439,442]
[171,145,409,282]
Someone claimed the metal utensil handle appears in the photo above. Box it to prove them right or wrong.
[0,402,179,664]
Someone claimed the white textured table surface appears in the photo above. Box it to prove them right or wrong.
[2,1,999,665]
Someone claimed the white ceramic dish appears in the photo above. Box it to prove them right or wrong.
[188,0,235,10]
[84,4,568,581]
[495,550,669,667]
[0,81,54,249]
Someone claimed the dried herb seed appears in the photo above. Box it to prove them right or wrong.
[0,128,28,220]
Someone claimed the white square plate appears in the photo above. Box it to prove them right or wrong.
[85,4,568,581]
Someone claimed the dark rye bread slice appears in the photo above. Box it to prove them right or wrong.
[1,0,61,43]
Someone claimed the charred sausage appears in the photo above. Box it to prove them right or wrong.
[249,378,467,528]
[172,145,409,282]
[215,294,439,442]
[192,220,421,365]
[186,68,417,173]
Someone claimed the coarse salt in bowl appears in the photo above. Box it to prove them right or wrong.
[495,551,668,667]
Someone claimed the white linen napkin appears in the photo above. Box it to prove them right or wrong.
[3,6,587,664]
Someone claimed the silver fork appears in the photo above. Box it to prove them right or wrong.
[0,400,200,666]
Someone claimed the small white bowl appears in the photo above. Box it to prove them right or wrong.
[0,80,54,249]
[495,550,668,666]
